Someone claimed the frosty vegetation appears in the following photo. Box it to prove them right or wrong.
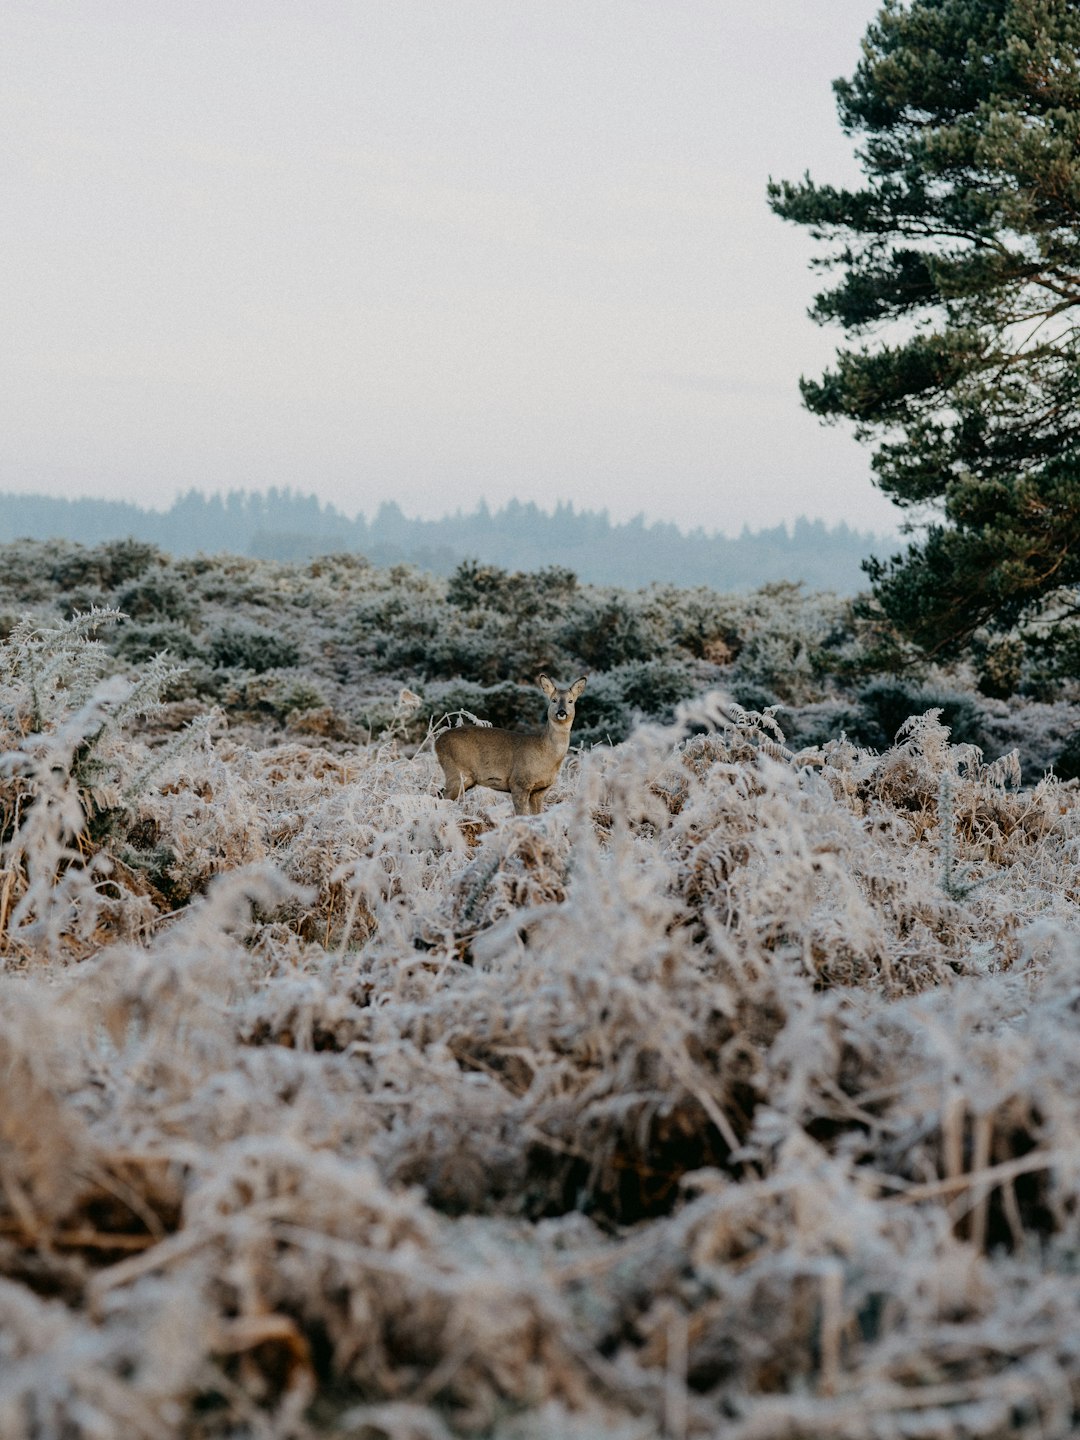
[1,539,1079,1438]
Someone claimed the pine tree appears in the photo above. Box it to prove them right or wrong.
[769,0,1080,654]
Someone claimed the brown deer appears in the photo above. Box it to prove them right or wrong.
[435,675,587,815]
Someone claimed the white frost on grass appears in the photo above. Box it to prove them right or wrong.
[0,618,1078,1437]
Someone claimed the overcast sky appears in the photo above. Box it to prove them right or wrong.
[3,1,900,537]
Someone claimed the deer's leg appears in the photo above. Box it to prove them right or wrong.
[439,762,472,801]
[528,787,550,815]
[510,784,531,815]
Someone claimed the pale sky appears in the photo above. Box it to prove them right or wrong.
[2,1,901,537]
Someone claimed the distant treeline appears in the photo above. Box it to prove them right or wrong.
[0,488,898,592]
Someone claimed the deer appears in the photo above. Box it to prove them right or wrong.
[435,674,587,815]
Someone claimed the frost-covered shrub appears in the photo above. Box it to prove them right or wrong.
[0,541,78,605]
[114,572,198,623]
[781,696,864,750]
[364,584,570,685]
[640,583,744,662]
[306,550,373,581]
[48,538,162,591]
[727,677,782,712]
[209,622,300,673]
[269,677,328,716]
[852,678,990,751]
[572,659,701,745]
[716,583,865,704]
[423,677,542,732]
[172,551,271,606]
[779,690,1077,783]
[557,591,663,671]
[113,621,204,664]
[1055,727,1080,780]
[446,558,578,611]
[206,671,331,727]
[373,608,511,683]
[964,695,1080,782]
[974,632,1026,698]
[1021,616,1080,699]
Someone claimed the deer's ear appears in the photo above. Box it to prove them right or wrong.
[568,675,588,701]
[538,674,557,699]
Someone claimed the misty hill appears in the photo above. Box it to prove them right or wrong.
[0,488,898,592]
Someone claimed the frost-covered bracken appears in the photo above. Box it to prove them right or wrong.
[1,580,1079,1438]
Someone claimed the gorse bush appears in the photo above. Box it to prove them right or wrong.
[114,573,198,623]
[557,593,661,671]
[113,620,205,664]
[1055,729,1080,782]
[1020,611,1080,701]
[423,677,542,733]
[574,658,702,745]
[47,537,162,592]
[446,558,578,610]
[213,672,334,730]
[850,679,990,753]
[209,622,301,673]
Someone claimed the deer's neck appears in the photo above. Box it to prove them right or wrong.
[544,720,572,758]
